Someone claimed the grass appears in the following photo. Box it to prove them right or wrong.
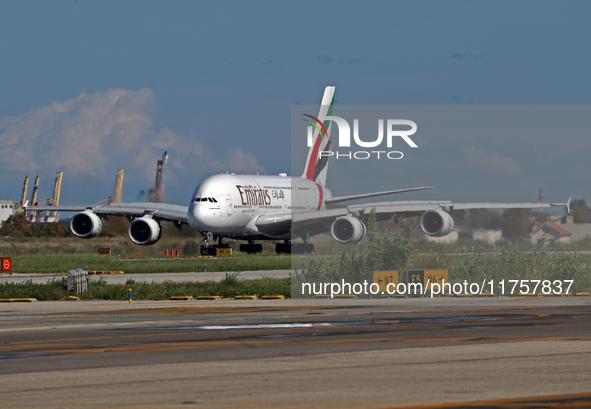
[0,276,291,301]
[6,253,291,274]
[0,232,291,274]
[292,230,591,297]
[3,228,591,299]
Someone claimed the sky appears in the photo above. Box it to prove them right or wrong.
[1,0,591,208]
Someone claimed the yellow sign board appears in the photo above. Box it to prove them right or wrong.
[424,270,448,289]
[216,248,232,256]
[371,270,398,293]
[407,269,448,290]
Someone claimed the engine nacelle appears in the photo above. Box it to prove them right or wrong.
[331,215,366,244]
[128,216,161,246]
[420,209,455,237]
[70,210,102,239]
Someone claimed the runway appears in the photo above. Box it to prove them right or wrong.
[1,297,590,408]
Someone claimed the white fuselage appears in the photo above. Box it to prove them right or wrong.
[187,173,332,240]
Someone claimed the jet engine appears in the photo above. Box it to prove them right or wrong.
[331,215,366,244]
[420,209,455,237]
[128,216,161,246]
[70,210,102,239]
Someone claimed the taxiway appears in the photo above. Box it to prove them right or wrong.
[1,296,590,408]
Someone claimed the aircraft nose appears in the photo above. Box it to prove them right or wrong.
[188,202,205,230]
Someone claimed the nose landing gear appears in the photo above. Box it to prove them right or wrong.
[200,235,232,256]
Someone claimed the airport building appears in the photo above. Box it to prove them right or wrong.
[0,200,15,224]
[531,217,591,246]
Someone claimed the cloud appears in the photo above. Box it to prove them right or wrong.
[216,148,266,174]
[0,88,209,177]
[0,88,174,175]
[316,55,369,64]
[0,88,270,203]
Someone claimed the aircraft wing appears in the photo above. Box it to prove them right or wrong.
[286,199,569,239]
[289,203,443,237]
[324,186,433,206]
[24,202,189,224]
[345,199,568,216]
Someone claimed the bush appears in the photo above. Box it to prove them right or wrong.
[0,213,72,238]
[294,229,417,289]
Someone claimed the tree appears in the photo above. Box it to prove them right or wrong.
[0,213,32,236]
[500,208,531,238]
[0,213,72,238]
[570,199,590,223]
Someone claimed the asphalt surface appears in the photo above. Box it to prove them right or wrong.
[0,297,590,408]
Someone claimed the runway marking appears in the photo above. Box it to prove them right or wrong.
[155,314,550,331]
[166,320,374,330]
[2,314,540,349]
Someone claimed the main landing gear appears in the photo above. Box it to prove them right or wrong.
[275,240,314,254]
[200,237,295,255]
[275,241,290,254]
[239,240,263,254]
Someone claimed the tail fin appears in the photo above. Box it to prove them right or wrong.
[301,86,335,186]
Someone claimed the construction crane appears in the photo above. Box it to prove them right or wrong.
[148,151,168,203]
[27,172,63,222]
[30,176,40,207]
[51,172,63,221]
[28,197,53,223]
[15,176,29,214]
[113,169,124,203]
[94,170,124,205]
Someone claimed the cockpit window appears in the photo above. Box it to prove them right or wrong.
[194,197,218,203]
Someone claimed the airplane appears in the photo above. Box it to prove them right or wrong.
[25,87,569,255]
